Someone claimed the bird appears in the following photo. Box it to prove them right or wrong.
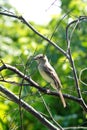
[34,54,66,108]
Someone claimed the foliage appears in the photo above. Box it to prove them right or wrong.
[0,0,87,130]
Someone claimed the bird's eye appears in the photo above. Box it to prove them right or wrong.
[39,55,44,59]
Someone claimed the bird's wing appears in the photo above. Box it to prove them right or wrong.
[43,63,62,89]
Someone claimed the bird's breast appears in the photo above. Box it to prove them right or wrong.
[38,64,53,84]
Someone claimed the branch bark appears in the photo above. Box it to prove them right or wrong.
[0,85,61,130]
[0,12,68,59]
[0,10,87,129]
[0,62,87,112]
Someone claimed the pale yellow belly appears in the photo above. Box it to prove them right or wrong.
[38,67,55,88]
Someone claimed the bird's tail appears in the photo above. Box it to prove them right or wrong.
[58,90,66,108]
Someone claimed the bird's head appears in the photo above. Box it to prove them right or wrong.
[34,54,48,64]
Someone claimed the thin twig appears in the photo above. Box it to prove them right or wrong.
[69,51,82,98]
[66,16,87,49]
[0,11,68,59]
[67,19,80,51]
[50,9,73,40]
[64,126,87,130]
[38,91,63,130]
[66,17,83,98]
[0,62,87,112]
[79,68,87,86]
[65,16,87,112]
[0,79,30,86]
[0,85,60,130]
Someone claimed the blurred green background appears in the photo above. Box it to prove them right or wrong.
[0,0,87,130]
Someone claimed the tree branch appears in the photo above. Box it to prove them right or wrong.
[0,85,61,130]
[66,17,82,97]
[0,62,87,112]
[0,11,68,59]
[64,126,87,130]
[65,16,87,112]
